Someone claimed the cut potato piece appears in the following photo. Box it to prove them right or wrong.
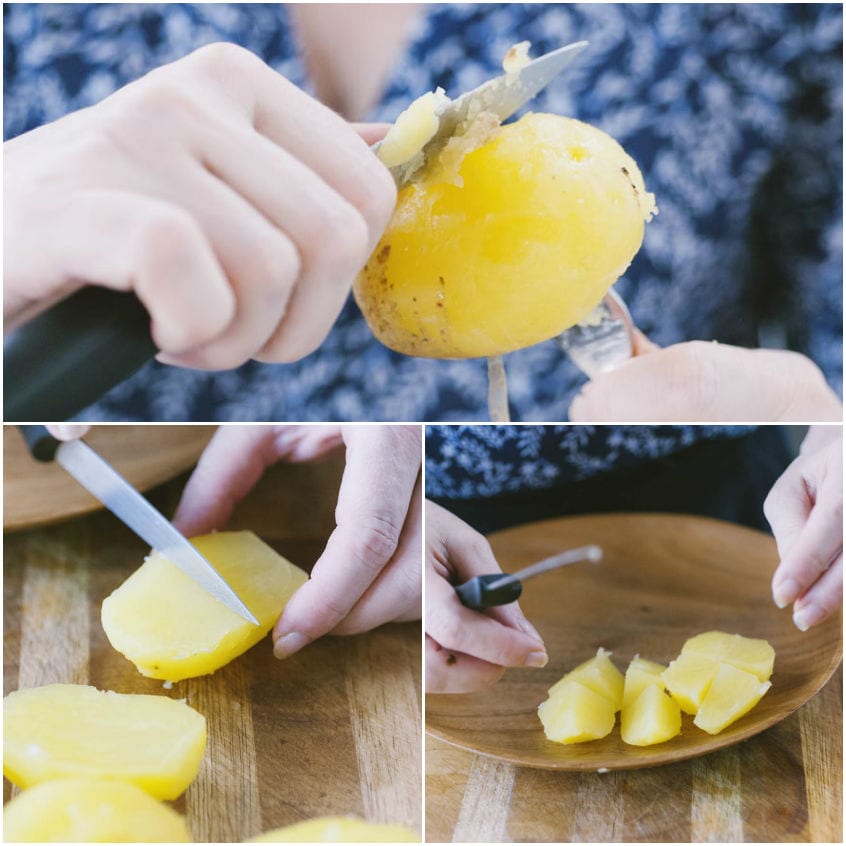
[621,684,682,747]
[550,647,624,709]
[693,663,772,735]
[538,679,617,744]
[682,631,775,681]
[662,652,720,715]
[249,817,420,842]
[101,531,308,681]
[355,112,656,359]
[3,684,205,800]
[3,779,191,842]
[622,655,667,709]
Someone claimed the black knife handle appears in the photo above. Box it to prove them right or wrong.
[455,574,523,610]
[18,425,61,462]
[4,288,158,422]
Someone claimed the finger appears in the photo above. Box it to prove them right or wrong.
[46,424,91,441]
[764,463,814,563]
[631,327,660,356]
[353,122,392,146]
[195,125,373,362]
[569,343,841,422]
[793,553,842,631]
[771,494,843,610]
[425,635,505,694]
[426,573,547,668]
[153,161,301,370]
[329,480,423,635]
[273,426,422,657]
[40,189,235,354]
[173,426,281,535]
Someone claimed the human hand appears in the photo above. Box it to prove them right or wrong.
[764,426,842,630]
[426,501,547,694]
[5,43,396,369]
[569,337,841,422]
[46,424,91,441]
[173,425,421,656]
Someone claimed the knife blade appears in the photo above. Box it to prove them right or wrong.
[21,426,259,625]
[456,544,601,610]
[380,39,589,186]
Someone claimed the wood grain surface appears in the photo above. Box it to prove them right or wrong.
[4,449,422,842]
[425,513,842,842]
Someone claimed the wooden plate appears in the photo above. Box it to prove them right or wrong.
[3,426,216,532]
[426,513,842,771]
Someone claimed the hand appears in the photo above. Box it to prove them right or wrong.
[764,426,842,630]
[46,424,90,441]
[173,425,421,656]
[569,337,841,422]
[426,501,547,694]
[5,43,396,369]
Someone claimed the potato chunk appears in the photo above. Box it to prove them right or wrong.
[694,663,772,735]
[355,112,656,359]
[101,531,308,681]
[621,684,682,747]
[681,631,775,681]
[661,652,720,715]
[3,684,205,800]
[249,816,420,842]
[538,679,617,744]
[3,779,191,842]
[621,655,667,709]
[549,647,624,709]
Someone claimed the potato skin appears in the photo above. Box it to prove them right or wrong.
[355,113,655,359]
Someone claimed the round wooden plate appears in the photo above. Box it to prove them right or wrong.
[426,513,843,770]
[3,425,216,532]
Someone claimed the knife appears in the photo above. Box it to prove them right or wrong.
[20,425,259,625]
[379,40,589,187]
[456,544,602,610]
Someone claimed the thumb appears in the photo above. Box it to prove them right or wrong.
[354,122,393,146]
[631,327,661,356]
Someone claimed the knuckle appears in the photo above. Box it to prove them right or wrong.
[135,205,203,264]
[188,41,261,74]
[247,232,301,293]
[664,342,720,418]
[325,202,371,272]
[426,606,463,650]
[345,513,403,568]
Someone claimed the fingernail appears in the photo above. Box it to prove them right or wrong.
[525,651,548,668]
[273,632,311,660]
[773,578,801,609]
[794,605,825,632]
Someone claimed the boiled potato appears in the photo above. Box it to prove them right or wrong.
[101,531,308,681]
[355,112,655,358]
[3,684,205,800]
[248,816,419,842]
[3,779,191,842]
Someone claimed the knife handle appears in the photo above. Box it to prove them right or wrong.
[455,574,523,610]
[18,425,61,462]
[4,288,158,422]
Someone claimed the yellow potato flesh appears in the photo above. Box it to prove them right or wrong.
[538,679,616,744]
[620,684,681,747]
[693,663,772,735]
[661,652,720,715]
[3,778,191,842]
[101,531,308,681]
[3,684,206,800]
[249,816,420,842]
[681,630,775,681]
[355,112,655,358]
[621,655,667,710]
[549,647,624,709]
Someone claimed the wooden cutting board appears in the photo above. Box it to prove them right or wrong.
[425,513,842,842]
[3,458,422,842]
[4,425,216,531]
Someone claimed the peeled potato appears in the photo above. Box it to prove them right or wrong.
[355,112,655,358]
[248,816,420,842]
[3,779,191,842]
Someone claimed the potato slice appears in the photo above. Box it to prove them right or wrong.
[621,684,682,747]
[694,663,772,735]
[538,679,617,744]
[549,647,624,710]
[681,631,775,681]
[622,655,667,709]
[249,816,420,842]
[101,531,308,681]
[3,684,206,800]
[3,779,191,842]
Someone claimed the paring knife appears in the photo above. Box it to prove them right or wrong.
[456,544,601,610]
[20,425,259,625]
[379,40,589,187]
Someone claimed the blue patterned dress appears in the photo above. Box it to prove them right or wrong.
[4,3,842,422]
